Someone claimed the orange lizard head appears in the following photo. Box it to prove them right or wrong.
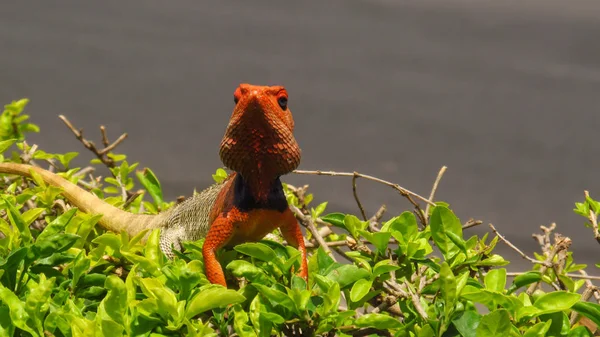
[219,84,301,193]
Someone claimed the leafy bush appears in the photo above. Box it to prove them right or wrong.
[0,98,600,337]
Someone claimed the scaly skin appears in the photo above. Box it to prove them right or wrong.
[0,83,308,287]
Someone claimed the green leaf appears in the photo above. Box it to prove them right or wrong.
[343,214,363,238]
[136,168,164,205]
[326,264,370,288]
[568,326,593,337]
[572,302,600,328]
[311,201,328,218]
[354,313,403,329]
[226,260,271,284]
[2,196,31,243]
[452,311,481,337]
[29,168,47,188]
[369,231,392,254]
[234,242,279,263]
[186,285,245,319]
[253,284,296,313]
[508,271,542,294]
[0,285,39,336]
[484,268,506,293]
[476,254,509,267]
[21,208,45,227]
[380,211,418,239]
[139,278,179,319]
[232,304,257,337]
[0,139,16,153]
[429,206,463,260]
[212,168,228,183]
[476,309,511,337]
[0,247,28,290]
[0,305,13,337]
[320,213,345,228]
[98,275,127,327]
[350,278,373,302]
[24,274,54,331]
[312,246,337,275]
[373,260,400,277]
[533,291,580,313]
[446,231,467,253]
[33,233,80,258]
[523,321,552,337]
[56,152,79,168]
[37,208,78,242]
[260,311,285,324]
[440,262,457,316]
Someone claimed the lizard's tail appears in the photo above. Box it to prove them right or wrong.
[0,163,161,237]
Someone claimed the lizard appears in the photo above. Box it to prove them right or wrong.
[0,83,308,287]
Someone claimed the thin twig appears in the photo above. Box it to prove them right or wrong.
[489,224,549,267]
[424,166,447,220]
[352,172,367,221]
[98,133,128,155]
[580,270,600,303]
[290,205,336,260]
[526,232,571,295]
[403,280,429,320]
[368,205,386,232]
[72,166,95,178]
[293,169,435,206]
[122,190,144,209]
[463,219,483,229]
[100,125,110,147]
[58,115,128,169]
[304,237,398,248]
[506,272,600,281]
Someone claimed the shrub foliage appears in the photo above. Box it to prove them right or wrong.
[0,99,599,336]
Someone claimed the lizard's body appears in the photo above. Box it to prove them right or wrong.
[0,84,307,287]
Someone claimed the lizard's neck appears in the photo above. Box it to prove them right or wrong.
[232,173,288,212]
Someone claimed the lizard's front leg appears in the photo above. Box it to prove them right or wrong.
[203,209,247,287]
[280,208,308,281]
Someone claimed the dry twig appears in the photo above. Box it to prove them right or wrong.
[58,115,128,169]
[290,204,336,261]
[296,169,432,228]
[424,166,447,221]
[489,224,550,267]
[352,172,367,220]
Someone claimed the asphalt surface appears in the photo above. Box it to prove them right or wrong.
[2,0,600,269]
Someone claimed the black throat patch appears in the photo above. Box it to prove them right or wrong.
[232,174,288,212]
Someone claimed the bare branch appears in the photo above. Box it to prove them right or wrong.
[293,169,435,206]
[100,125,110,147]
[352,172,367,220]
[58,115,128,169]
[526,232,572,295]
[463,219,483,229]
[98,132,128,155]
[290,204,336,261]
[368,205,386,232]
[424,166,447,220]
[489,224,549,267]
[506,271,600,281]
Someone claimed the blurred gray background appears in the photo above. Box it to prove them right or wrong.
[1,0,600,269]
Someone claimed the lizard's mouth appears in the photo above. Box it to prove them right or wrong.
[219,95,301,181]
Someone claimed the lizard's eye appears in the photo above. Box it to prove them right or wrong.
[277,96,288,110]
[233,87,242,104]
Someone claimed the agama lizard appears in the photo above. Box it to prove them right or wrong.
[0,84,308,287]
